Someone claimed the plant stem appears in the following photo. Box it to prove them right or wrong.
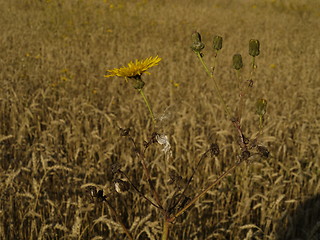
[129,137,165,213]
[196,52,231,118]
[161,218,170,240]
[139,89,156,123]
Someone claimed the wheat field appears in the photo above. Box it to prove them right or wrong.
[0,0,320,239]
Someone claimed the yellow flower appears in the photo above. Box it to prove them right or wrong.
[104,56,161,78]
[269,63,276,69]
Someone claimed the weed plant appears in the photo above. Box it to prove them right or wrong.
[0,0,319,239]
[97,30,269,239]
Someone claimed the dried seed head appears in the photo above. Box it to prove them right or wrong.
[114,179,130,193]
[213,35,223,51]
[233,54,243,70]
[242,134,250,145]
[256,98,267,116]
[249,39,260,57]
[111,163,121,174]
[210,143,220,157]
[257,145,269,158]
[87,186,97,199]
[119,128,130,136]
[240,150,251,160]
[156,134,172,157]
[96,190,107,202]
[87,187,106,202]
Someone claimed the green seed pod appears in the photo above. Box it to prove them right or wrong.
[133,77,145,90]
[256,98,267,116]
[191,31,205,53]
[191,41,205,53]
[191,31,202,43]
[249,39,260,57]
[232,54,243,70]
[191,32,205,53]
[213,35,223,51]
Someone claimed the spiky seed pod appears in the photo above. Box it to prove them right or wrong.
[249,39,260,57]
[256,98,267,116]
[191,31,205,53]
[233,54,243,70]
[213,35,223,51]
[210,143,220,156]
[191,31,202,43]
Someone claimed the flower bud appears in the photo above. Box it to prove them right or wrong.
[191,31,202,43]
[232,54,243,70]
[249,39,260,57]
[191,31,205,53]
[256,98,267,116]
[191,41,205,53]
[213,35,223,51]
[133,77,145,90]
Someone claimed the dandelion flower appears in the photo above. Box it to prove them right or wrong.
[104,56,161,78]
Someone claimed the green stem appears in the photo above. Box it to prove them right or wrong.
[236,69,244,121]
[196,52,231,118]
[252,56,256,70]
[161,218,170,240]
[139,89,156,123]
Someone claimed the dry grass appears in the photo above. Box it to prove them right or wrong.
[0,0,319,239]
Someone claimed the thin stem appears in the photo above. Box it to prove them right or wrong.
[259,115,264,135]
[161,218,170,240]
[168,159,244,222]
[251,56,256,71]
[196,52,231,118]
[139,89,156,123]
[236,69,244,122]
[128,136,165,214]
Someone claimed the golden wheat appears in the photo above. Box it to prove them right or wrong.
[0,0,319,239]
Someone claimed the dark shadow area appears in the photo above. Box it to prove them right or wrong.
[276,194,320,240]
